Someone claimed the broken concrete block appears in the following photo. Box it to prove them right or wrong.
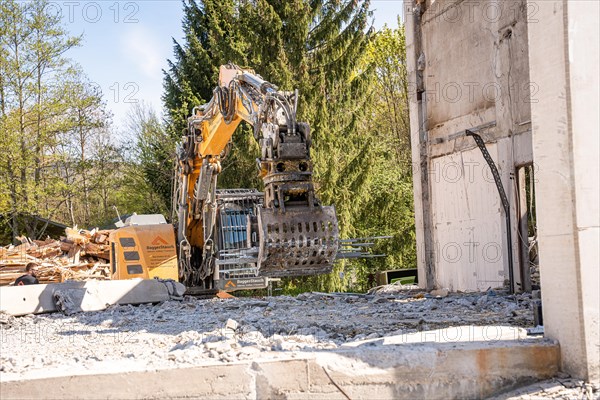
[223,318,239,339]
[53,288,86,315]
[159,279,186,299]
[225,318,239,331]
[0,279,184,316]
[430,288,449,298]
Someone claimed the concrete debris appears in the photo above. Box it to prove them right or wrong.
[0,288,539,381]
[53,289,83,316]
[161,279,186,300]
[225,318,238,331]
[367,282,421,295]
[0,311,12,325]
[430,288,449,298]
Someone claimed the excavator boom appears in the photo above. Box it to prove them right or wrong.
[175,64,339,288]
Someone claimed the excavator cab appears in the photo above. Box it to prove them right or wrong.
[109,215,178,281]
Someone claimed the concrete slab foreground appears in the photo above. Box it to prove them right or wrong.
[0,279,185,316]
[0,336,559,399]
[342,325,528,347]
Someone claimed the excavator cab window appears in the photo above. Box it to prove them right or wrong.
[110,242,116,275]
[127,265,143,275]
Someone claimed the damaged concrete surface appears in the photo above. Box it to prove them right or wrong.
[0,339,560,400]
[1,286,539,379]
[0,285,569,398]
[406,0,536,293]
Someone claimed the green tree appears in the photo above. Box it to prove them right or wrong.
[0,0,84,240]
[349,22,415,290]
[163,0,260,195]
[125,103,175,217]
[86,128,124,225]
[63,78,108,226]
[0,0,118,241]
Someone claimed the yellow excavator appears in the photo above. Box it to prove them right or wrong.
[108,64,341,292]
[176,64,340,290]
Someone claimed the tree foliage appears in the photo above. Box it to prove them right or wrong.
[1,0,85,240]
[0,0,147,242]
[348,21,416,289]
[124,103,175,217]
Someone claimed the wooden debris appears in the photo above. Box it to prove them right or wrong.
[0,226,114,286]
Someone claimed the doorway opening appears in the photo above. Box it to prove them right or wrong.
[515,164,539,293]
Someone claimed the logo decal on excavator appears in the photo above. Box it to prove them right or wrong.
[225,280,236,288]
[151,236,169,246]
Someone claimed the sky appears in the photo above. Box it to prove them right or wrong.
[56,1,404,130]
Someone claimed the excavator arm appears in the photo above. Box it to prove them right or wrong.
[175,64,339,288]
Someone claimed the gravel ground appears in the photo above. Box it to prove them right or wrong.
[0,285,539,381]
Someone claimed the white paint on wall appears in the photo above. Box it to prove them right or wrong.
[430,144,506,291]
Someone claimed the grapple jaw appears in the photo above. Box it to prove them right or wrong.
[255,206,339,277]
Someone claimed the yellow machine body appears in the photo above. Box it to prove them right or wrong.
[109,224,178,281]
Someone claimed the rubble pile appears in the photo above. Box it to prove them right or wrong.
[0,287,537,379]
[0,227,113,285]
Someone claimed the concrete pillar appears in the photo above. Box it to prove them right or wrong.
[405,0,435,290]
[527,0,599,382]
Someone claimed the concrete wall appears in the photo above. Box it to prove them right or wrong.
[527,0,599,382]
[406,0,599,381]
[406,0,533,291]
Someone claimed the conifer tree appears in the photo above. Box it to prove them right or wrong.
[240,0,376,290]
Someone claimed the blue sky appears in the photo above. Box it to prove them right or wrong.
[57,1,404,130]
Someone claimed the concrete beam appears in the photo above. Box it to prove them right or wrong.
[0,279,186,316]
[0,336,559,399]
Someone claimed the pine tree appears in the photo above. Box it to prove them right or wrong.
[163,0,260,193]
[263,0,376,291]
[163,0,251,134]
[349,22,416,290]
[164,1,374,191]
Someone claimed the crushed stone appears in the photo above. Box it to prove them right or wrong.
[1,286,537,380]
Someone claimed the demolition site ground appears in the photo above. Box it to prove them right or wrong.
[1,286,536,379]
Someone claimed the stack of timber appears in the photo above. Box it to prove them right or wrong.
[0,227,113,286]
